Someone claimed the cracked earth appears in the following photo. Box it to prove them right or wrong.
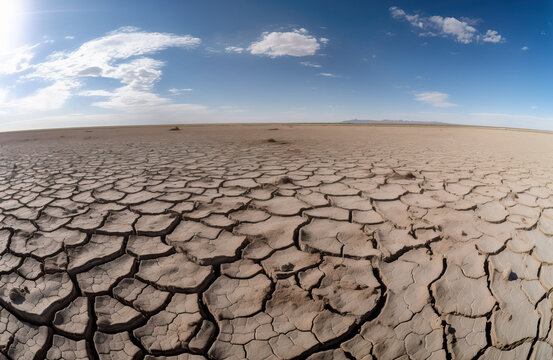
[1,124,553,359]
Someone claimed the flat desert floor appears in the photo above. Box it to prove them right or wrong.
[2,124,553,360]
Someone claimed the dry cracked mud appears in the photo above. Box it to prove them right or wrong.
[1,124,553,359]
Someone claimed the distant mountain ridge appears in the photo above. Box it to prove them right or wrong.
[342,119,452,125]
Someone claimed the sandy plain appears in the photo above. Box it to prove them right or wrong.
[1,124,553,359]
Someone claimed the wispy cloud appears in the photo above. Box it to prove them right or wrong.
[318,72,338,78]
[225,46,243,54]
[522,46,529,51]
[168,88,192,95]
[414,91,457,107]
[300,61,322,68]
[248,28,325,57]
[64,35,75,40]
[390,6,505,44]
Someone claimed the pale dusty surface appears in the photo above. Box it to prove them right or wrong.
[1,124,553,359]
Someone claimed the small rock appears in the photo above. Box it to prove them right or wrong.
[280,263,294,272]
[9,286,28,303]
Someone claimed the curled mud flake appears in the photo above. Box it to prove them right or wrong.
[307,348,349,360]
[300,219,379,258]
[53,297,90,337]
[445,315,487,360]
[134,213,179,235]
[366,184,407,201]
[373,200,411,228]
[136,253,213,292]
[0,307,51,359]
[304,206,350,221]
[67,234,124,274]
[0,272,74,324]
[127,235,173,260]
[313,256,381,317]
[113,278,170,314]
[46,335,92,360]
[236,215,307,260]
[95,295,144,332]
[480,342,532,359]
[76,254,134,296]
[204,274,271,319]
[490,269,540,348]
[476,200,509,223]
[94,331,142,360]
[220,258,263,279]
[252,195,309,216]
[134,293,202,353]
[171,230,247,265]
[261,246,319,280]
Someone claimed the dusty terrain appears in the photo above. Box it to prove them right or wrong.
[1,124,553,359]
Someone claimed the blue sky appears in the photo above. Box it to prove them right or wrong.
[1,0,552,131]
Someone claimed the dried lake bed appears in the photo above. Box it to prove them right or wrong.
[1,124,553,359]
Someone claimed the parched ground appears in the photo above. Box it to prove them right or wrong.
[1,124,553,359]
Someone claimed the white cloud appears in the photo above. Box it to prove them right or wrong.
[522,46,529,51]
[225,46,244,54]
[248,28,324,57]
[414,91,457,107]
[2,27,201,112]
[482,29,505,43]
[204,47,222,54]
[428,16,476,44]
[168,88,192,95]
[319,72,338,78]
[87,87,169,109]
[390,7,424,28]
[0,79,78,112]
[0,44,38,74]
[300,61,322,68]
[30,27,200,81]
[65,36,75,40]
[390,6,504,44]
[531,106,537,110]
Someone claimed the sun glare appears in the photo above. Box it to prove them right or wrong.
[0,0,25,54]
